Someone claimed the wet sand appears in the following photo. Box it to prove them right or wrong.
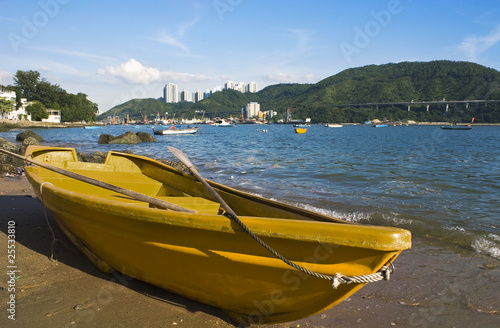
[1,176,499,327]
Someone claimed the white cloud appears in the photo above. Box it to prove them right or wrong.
[151,33,190,53]
[458,24,500,60]
[97,59,210,85]
[149,18,199,54]
[267,72,315,83]
[25,45,117,63]
[0,71,13,85]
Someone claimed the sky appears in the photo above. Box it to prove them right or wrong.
[1,0,500,113]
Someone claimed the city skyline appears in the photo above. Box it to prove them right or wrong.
[162,80,258,103]
[1,1,499,113]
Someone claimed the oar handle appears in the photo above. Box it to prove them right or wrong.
[0,148,195,213]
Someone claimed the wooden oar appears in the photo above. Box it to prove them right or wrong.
[0,148,195,213]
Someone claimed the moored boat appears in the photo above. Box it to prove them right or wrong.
[152,126,200,135]
[440,125,472,130]
[214,121,234,127]
[325,124,343,128]
[21,146,411,324]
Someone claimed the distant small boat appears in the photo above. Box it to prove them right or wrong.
[295,128,307,134]
[325,124,343,128]
[84,126,100,129]
[215,121,234,127]
[152,126,200,135]
[440,125,472,130]
[293,124,310,128]
[373,124,389,128]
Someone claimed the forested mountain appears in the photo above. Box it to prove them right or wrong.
[101,61,500,123]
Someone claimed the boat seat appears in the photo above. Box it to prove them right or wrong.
[97,195,221,214]
[40,176,163,197]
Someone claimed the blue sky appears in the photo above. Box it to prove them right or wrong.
[1,0,500,113]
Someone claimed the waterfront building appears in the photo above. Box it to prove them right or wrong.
[42,109,61,123]
[263,110,277,118]
[245,102,260,119]
[0,88,32,121]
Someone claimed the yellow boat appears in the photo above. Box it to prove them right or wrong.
[23,145,411,324]
[294,128,307,134]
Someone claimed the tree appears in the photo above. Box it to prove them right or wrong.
[26,101,48,121]
[0,98,15,115]
[12,70,99,122]
[13,70,41,101]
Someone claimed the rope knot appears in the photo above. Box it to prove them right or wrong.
[332,273,343,289]
[381,262,394,280]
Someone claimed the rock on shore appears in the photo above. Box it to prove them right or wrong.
[98,130,157,144]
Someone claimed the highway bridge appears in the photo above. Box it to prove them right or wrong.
[331,99,500,111]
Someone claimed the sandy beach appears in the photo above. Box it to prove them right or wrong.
[1,176,499,327]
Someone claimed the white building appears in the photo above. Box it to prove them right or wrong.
[245,82,258,93]
[179,89,190,102]
[0,88,16,102]
[245,102,260,118]
[234,82,245,92]
[192,90,203,102]
[42,109,61,123]
[0,89,31,121]
[263,110,277,118]
[164,83,178,103]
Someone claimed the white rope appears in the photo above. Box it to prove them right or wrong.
[225,213,394,289]
[332,263,394,289]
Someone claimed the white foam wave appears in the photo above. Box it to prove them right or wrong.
[381,213,414,226]
[443,225,466,232]
[472,234,500,259]
[300,204,372,223]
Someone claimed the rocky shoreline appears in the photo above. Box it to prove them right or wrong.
[0,119,91,132]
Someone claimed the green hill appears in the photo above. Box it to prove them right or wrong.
[99,61,500,123]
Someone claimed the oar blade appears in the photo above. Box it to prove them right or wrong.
[167,146,194,169]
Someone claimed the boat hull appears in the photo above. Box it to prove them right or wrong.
[294,128,307,134]
[152,127,199,135]
[24,146,411,324]
[440,125,472,130]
